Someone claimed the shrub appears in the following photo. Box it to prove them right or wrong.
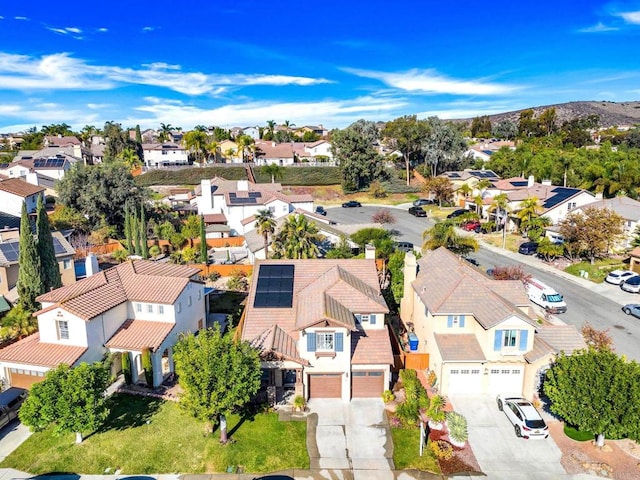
[292,395,306,412]
[121,351,132,385]
[227,269,249,292]
[427,395,446,424]
[382,389,395,404]
[427,370,437,387]
[141,347,153,387]
[446,411,468,444]
[369,180,387,198]
[388,415,402,428]
[395,401,420,426]
[430,440,454,460]
[400,369,429,409]
[148,245,161,257]
[208,271,221,282]
[111,249,129,263]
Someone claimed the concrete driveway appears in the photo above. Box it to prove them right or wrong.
[307,398,394,480]
[450,395,565,480]
[0,420,31,462]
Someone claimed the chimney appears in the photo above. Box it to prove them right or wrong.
[237,180,249,191]
[73,144,81,158]
[25,172,39,186]
[199,179,213,214]
[400,252,418,322]
[365,243,376,260]
[541,179,552,186]
[595,192,604,200]
[85,253,100,277]
[527,175,535,187]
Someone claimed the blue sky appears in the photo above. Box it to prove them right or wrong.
[1,0,639,133]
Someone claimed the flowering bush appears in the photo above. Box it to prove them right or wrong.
[430,440,454,460]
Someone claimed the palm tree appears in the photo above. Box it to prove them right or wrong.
[235,135,254,163]
[158,123,173,143]
[490,193,511,249]
[422,220,478,257]
[472,193,485,219]
[272,214,322,259]
[223,148,237,162]
[262,164,285,183]
[516,197,541,233]
[255,209,276,259]
[265,120,276,138]
[183,130,208,165]
[457,184,472,207]
[206,141,220,163]
[118,147,141,168]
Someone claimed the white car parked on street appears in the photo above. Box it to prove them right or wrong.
[605,270,638,285]
[496,395,549,439]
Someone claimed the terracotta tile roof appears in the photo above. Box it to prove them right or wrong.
[250,324,307,365]
[0,178,45,197]
[270,191,313,204]
[413,248,535,329]
[203,213,227,224]
[351,327,393,365]
[209,177,282,195]
[524,336,555,363]
[44,135,80,146]
[242,259,387,343]
[105,319,175,352]
[36,260,199,320]
[491,177,528,190]
[535,325,586,354]
[434,333,487,362]
[0,333,86,367]
[254,141,295,159]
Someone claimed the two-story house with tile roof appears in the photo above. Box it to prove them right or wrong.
[0,260,206,389]
[400,248,585,399]
[142,143,189,167]
[0,178,44,217]
[240,257,392,402]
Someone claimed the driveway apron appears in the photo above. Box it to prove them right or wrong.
[307,398,394,479]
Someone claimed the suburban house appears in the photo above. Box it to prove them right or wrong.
[240,255,393,401]
[465,140,515,163]
[197,178,314,235]
[292,140,335,164]
[0,178,44,217]
[241,126,260,140]
[218,140,241,163]
[0,260,206,389]
[254,141,296,166]
[573,195,640,250]
[439,169,501,206]
[297,125,328,137]
[400,248,585,398]
[142,143,189,168]
[0,228,76,297]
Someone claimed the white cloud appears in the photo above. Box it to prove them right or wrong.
[46,27,68,35]
[578,22,619,33]
[0,52,332,95]
[0,16,4,20]
[14,16,28,21]
[142,26,155,32]
[97,27,108,32]
[65,27,82,33]
[344,68,518,95]
[87,103,111,109]
[618,11,640,24]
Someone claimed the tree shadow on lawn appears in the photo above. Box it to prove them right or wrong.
[101,394,163,432]
[212,403,262,441]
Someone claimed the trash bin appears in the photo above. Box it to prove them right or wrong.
[408,333,419,352]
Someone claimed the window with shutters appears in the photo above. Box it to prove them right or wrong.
[317,332,334,351]
[503,330,517,347]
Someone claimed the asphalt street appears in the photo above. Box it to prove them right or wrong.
[325,204,640,362]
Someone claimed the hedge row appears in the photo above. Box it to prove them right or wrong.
[136,166,342,186]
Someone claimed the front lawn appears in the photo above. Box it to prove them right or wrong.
[564,259,627,283]
[2,394,308,474]
[391,426,440,472]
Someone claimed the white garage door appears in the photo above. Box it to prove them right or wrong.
[447,367,482,394]
[487,367,524,394]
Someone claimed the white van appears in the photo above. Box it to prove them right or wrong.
[525,278,567,313]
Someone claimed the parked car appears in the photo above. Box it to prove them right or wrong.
[496,395,549,439]
[394,241,414,253]
[461,220,481,232]
[464,257,480,267]
[518,241,539,255]
[413,198,435,207]
[315,206,327,216]
[621,275,640,293]
[447,209,468,219]
[0,387,27,430]
[408,206,427,217]
[605,270,637,285]
[342,200,362,208]
[622,304,640,318]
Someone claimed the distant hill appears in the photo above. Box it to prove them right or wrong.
[460,101,640,128]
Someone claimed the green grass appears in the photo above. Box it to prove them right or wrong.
[564,424,594,442]
[1,394,308,475]
[391,426,440,472]
[564,259,626,283]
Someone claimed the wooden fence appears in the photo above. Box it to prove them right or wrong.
[196,264,253,278]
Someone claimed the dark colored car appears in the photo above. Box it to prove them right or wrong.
[0,387,27,430]
[461,220,481,232]
[413,198,435,207]
[342,201,362,208]
[464,257,480,267]
[315,206,327,216]
[518,241,539,255]
[394,241,414,253]
[447,209,468,219]
[408,206,427,217]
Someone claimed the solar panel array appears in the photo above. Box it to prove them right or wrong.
[511,181,529,187]
[0,164,9,169]
[253,264,295,308]
[33,157,65,168]
[470,170,498,178]
[0,242,20,262]
[52,237,68,255]
[228,192,258,204]
[543,187,578,209]
[447,172,461,178]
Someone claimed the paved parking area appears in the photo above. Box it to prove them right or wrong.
[450,395,565,480]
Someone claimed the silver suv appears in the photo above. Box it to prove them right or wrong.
[497,395,548,439]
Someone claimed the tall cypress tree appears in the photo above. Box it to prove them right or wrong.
[124,205,133,254]
[140,206,149,259]
[17,202,43,313]
[135,124,142,144]
[199,215,207,264]
[36,196,62,292]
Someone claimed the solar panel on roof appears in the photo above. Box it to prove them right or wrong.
[52,237,67,255]
[543,187,579,209]
[248,192,261,198]
[0,242,20,262]
[0,164,9,169]
[449,173,461,178]
[511,181,529,187]
[254,264,295,308]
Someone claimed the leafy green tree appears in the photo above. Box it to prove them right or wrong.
[536,237,564,261]
[492,120,518,140]
[157,220,177,240]
[181,215,201,239]
[262,164,285,183]
[135,124,142,144]
[255,209,276,259]
[49,204,90,233]
[382,115,431,185]
[17,203,43,313]
[422,220,479,257]
[544,349,640,445]
[325,235,354,259]
[422,177,454,206]
[118,147,141,168]
[423,117,467,176]
[350,227,392,250]
[103,121,142,162]
[0,304,37,339]
[36,196,62,293]
[57,163,147,231]
[124,205,133,254]
[387,250,406,306]
[183,129,209,165]
[272,214,322,259]
[558,207,624,263]
[173,326,261,443]
[470,116,492,138]
[518,109,539,138]
[19,362,111,444]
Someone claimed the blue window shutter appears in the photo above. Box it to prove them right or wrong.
[494,330,502,351]
[370,315,376,325]
[335,333,344,352]
[307,332,316,352]
[447,315,453,328]
[519,330,529,351]
[459,316,465,328]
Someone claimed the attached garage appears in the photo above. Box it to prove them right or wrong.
[487,366,524,394]
[9,368,45,389]
[447,367,482,394]
[351,370,384,398]
[308,373,342,398]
